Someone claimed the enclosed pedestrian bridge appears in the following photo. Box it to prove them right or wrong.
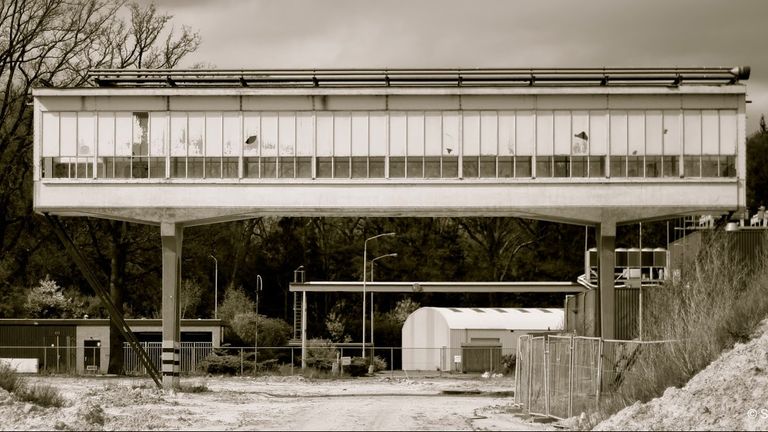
[34,67,748,225]
[31,67,751,385]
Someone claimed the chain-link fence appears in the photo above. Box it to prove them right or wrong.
[516,335,675,420]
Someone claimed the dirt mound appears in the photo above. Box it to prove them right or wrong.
[594,320,768,431]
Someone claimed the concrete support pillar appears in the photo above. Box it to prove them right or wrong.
[161,222,183,388]
[598,221,616,340]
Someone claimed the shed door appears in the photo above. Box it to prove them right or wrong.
[462,344,502,373]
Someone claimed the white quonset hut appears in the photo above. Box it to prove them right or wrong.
[401,307,563,372]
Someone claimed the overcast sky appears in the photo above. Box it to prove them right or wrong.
[150,0,768,133]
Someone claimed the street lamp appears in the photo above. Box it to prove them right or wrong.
[255,274,263,366]
[209,255,218,319]
[370,252,397,356]
[362,232,395,359]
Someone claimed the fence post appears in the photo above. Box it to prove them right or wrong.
[390,347,394,376]
[543,337,550,417]
[489,347,493,373]
[527,338,533,414]
[291,347,294,375]
[240,348,244,376]
[568,335,575,418]
[596,338,604,411]
[515,339,521,405]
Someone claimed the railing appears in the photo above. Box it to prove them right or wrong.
[123,342,214,375]
[515,335,675,420]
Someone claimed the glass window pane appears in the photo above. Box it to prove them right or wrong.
[77,113,95,157]
[316,112,333,156]
[554,111,570,156]
[571,156,588,177]
[719,110,737,155]
[150,157,165,178]
[516,111,535,156]
[115,113,133,156]
[442,112,459,157]
[701,155,718,177]
[244,157,259,178]
[480,111,498,155]
[536,111,554,156]
[369,112,387,156]
[132,112,149,156]
[663,156,679,177]
[536,156,552,177]
[333,157,349,178]
[645,156,662,178]
[114,157,131,178]
[627,156,643,177]
[588,156,604,178]
[463,111,480,155]
[351,113,368,156]
[261,112,278,157]
[206,158,221,178]
[132,157,148,178]
[42,112,60,157]
[589,110,608,156]
[188,157,204,178]
[369,157,385,178]
[572,111,589,156]
[149,112,167,156]
[351,157,367,178]
[515,156,532,178]
[316,157,333,178]
[170,113,187,156]
[278,156,295,178]
[243,112,261,156]
[261,156,276,178]
[425,157,440,178]
[462,156,478,178]
[553,156,569,177]
[407,157,423,178]
[610,156,626,177]
[663,110,681,155]
[296,157,312,178]
[479,156,496,177]
[684,156,700,177]
[683,110,702,155]
[389,156,405,178]
[334,113,351,157]
[223,113,241,157]
[60,113,77,156]
[296,112,313,157]
[223,157,239,178]
[425,112,442,156]
[610,111,627,157]
[171,157,186,178]
[498,156,513,178]
[702,110,719,155]
[442,156,458,178]
[279,112,296,156]
[188,113,204,156]
[646,111,663,155]
[628,111,645,157]
[720,156,735,177]
[498,112,515,156]
[205,112,223,157]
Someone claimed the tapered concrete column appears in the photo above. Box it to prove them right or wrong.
[598,221,616,340]
[161,222,183,388]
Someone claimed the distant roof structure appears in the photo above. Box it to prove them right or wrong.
[408,307,564,331]
[84,66,751,89]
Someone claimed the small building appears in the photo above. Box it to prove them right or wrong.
[401,307,563,373]
[0,318,222,374]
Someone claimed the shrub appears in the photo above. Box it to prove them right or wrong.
[197,354,251,375]
[346,357,369,377]
[370,355,388,372]
[17,383,66,408]
[301,339,338,371]
[0,362,22,393]
[179,381,209,393]
[501,353,516,374]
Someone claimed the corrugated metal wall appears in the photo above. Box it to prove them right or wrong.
[0,325,77,370]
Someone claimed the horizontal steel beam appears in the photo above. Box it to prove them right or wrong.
[288,281,586,293]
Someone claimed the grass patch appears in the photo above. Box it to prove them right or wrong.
[0,362,22,393]
[178,381,210,393]
[16,383,66,408]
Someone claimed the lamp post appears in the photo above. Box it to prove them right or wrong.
[370,253,397,358]
[255,274,263,367]
[362,232,395,359]
[209,255,218,319]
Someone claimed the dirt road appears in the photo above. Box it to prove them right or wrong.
[2,375,554,431]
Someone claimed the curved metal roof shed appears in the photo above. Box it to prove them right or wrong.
[402,307,563,372]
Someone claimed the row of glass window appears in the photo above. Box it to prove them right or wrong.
[42,155,736,180]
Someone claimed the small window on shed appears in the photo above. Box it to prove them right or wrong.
[449,308,463,313]
[471,308,485,313]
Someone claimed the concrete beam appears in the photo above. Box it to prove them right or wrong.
[289,281,586,293]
